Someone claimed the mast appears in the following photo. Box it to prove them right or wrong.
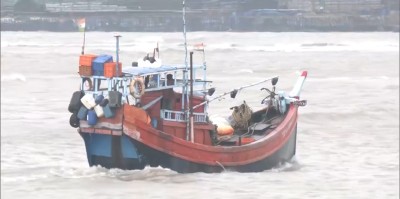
[183,0,188,70]
[114,35,121,79]
[189,52,194,143]
[182,0,191,140]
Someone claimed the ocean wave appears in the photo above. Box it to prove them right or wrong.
[172,42,398,52]
[48,165,178,182]
[1,73,27,82]
[3,39,398,53]
[1,173,50,183]
[133,35,165,43]
[1,41,80,48]
[49,166,109,179]
[308,76,397,83]
[273,159,301,172]
[108,167,179,182]
[301,42,346,47]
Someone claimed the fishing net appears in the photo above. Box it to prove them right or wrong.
[230,101,253,129]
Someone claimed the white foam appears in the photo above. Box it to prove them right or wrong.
[1,73,27,82]
[1,173,50,183]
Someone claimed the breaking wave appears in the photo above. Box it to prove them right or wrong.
[1,166,178,184]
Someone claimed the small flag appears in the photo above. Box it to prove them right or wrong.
[77,18,86,32]
[194,43,205,51]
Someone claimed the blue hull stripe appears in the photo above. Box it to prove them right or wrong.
[121,134,139,159]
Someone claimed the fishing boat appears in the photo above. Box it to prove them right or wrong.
[68,2,308,173]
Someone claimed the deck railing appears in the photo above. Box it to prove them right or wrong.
[161,109,207,123]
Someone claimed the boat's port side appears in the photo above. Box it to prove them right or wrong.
[79,131,146,170]
[129,124,297,173]
[235,124,297,172]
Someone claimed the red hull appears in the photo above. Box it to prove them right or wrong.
[122,104,298,171]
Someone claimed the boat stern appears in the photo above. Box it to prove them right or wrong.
[79,129,146,170]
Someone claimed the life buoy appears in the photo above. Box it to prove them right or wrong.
[82,77,93,91]
[129,77,145,98]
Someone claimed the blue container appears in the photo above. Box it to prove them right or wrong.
[151,118,158,128]
[87,110,98,126]
[95,95,104,104]
[93,70,104,76]
[77,106,88,120]
[103,104,115,118]
[92,55,113,72]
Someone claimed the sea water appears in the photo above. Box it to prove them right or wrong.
[1,32,399,199]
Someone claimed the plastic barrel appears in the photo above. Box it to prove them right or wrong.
[87,110,98,126]
[95,95,105,104]
[99,99,109,107]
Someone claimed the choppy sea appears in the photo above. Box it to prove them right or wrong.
[1,31,399,199]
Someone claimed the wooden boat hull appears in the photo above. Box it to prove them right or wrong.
[79,132,146,170]
[130,125,297,173]
[79,125,296,173]
[121,104,299,173]
[78,104,299,173]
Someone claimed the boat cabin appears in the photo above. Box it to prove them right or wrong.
[79,63,215,145]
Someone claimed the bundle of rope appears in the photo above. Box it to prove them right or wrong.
[230,101,253,129]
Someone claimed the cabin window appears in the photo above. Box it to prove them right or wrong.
[148,74,159,88]
[97,79,109,91]
[81,77,93,91]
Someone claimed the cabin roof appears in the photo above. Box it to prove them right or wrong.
[122,65,203,76]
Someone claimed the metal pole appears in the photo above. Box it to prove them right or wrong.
[182,0,188,112]
[182,0,190,140]
[81,19,86,55]
[183,0,188,71]
[114,35,121,77]
[190,52,194,142]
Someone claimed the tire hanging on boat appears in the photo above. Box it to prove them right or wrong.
[129,77,145,99]
[69,113,80,128]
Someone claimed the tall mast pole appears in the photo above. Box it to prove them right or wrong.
[114,35,121,77]
[182,0,191,140]
[183,0,188,70]
[189,52,194,143]
[182,0,188,112]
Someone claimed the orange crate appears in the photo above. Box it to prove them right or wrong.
[104,62,122,78]
[79,65,92,76]
[236,137,255,145]
[79,54,97,66]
